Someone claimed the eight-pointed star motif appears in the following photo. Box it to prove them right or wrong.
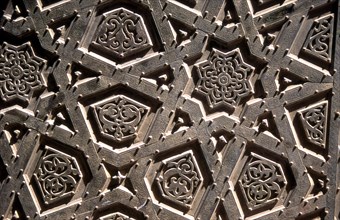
[195,48,254,109]
[0,42,46,102]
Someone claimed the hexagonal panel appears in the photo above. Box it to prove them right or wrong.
[91,7,153,60]
[237,153,287,211]
[33,146,82,205]
[90,94,150,143]
[155,150,203,209]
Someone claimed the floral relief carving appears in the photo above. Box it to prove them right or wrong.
[239,153,287,210]
[93,7,152,59]
[156,150,203,208]
[33,147,82,204]
[0,42,46,102]
[303,14,334,62]
[0,0,337,218]
[99,212,136,220]
[195,48,254,109]
[92,95,149,143]
[298,101,328,148]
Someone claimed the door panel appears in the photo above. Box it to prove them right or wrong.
[0,0,339,219]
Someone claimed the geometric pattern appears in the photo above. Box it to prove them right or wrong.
[302,14,334,62]
[156,150,203,208]
[33,146,82,205]
[298,101,328,148]
[238,153,288,211]
[0,42,45,102]
[92,8,153,60]
[195,48,254,109]
[90,95,149,143]
[0,0,339,219]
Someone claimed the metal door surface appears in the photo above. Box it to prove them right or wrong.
[0,0,339,219]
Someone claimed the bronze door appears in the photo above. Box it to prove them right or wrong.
[0,0,339,219]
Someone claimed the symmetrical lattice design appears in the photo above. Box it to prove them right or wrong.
[298,101,328,148]
[303,14,334,62]
[156,150,202,207]
[92,8,152,59]
[99,212,136,220]
[91,95,149,143]
[0,42,45,102]
[238,153,287,210]
[0,0,338,219]
[195,48,254,109]
[33,147,82,204]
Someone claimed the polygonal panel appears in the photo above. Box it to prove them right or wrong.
[91,7,152,60]
[298,101,328,148]
[144,140,212,218]
[0,42,46,102]
[0,0,339,219]
[155,150,203,208]
[33,146,82,205]
[90,95,149,143]
[302,14,334,63]
[195,48,254,109]
[238,153,287,211]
